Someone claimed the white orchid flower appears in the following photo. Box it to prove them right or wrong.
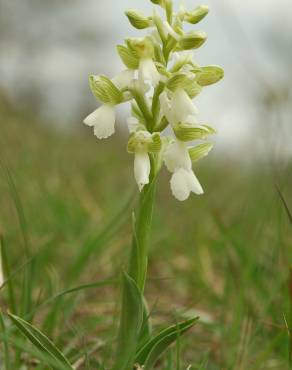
[138,57,160,87]
[84,104,116,139]
[134,151,151,191]
[164,139,203,201]
[170,167,203,201]
[160,88,198,126]
[164,139,192,172]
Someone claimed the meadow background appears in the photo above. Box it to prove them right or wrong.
[0,0,292,369]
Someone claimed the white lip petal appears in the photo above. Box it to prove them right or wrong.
[163,140,192,173]
[139,58,160,87]
[170,168,203,201]
[112,69,135,89]
[134,151,150,191]
[187,170,204,195]
[172,88,198,123]
[84,104,116,139]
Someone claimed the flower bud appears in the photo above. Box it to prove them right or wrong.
[116,45,139,69]
[188,142,213,162]
[185,5,209,24]
[178,31,207,50]
[173,123,216,142]
[196,65,224,86]
[125,9,152,29]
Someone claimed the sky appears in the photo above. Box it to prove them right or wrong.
[0,0,291,157]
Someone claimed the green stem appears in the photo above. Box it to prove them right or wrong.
[131,89,153,130]
[128,169,157,292]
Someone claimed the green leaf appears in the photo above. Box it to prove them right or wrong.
[8,313,74,370]
[135,317,199,367]
[113,272,144,370]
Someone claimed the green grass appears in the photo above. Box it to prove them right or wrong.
[0,112,292,369]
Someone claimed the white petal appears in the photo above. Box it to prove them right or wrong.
[172,88,198,123]
[170,168,191,201]
[170,168,203,201]
[163,140,192,173]
[187,170,204,195]
[139,58,160,87]
[112,69,135,89]
[159,91,173,125]
[134,152,151,191]
[83,104,115,139]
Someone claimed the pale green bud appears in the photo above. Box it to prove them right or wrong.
[178,31,207,50]
[89,75,123,104]
[173,123,216,142]
[127,131,162,154]
[195,65,224,86]
[116,45,139,69]
[189,142,213,162]
[125,9,152,29]
[127,37,155,59]
[185,5,209,24]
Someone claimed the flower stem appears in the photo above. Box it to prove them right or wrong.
[128,173,157,292]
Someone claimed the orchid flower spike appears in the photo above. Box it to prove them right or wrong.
[83,0,223,201]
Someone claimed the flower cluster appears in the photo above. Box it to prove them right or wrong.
[84,0,223,201]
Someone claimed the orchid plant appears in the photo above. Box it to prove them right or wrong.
[83,0,223,368]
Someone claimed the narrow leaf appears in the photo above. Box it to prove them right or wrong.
[135,317,199,366]
[113,272,144,370]
[8,313,74,370]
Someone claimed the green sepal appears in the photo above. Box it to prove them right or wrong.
[125,9,152,29]
[117,45,139,69]
[89,75,111,103]
[195,65,224,86]
[185,5,209,24]
[185,81,202,98]
[189,142,214,162]
[166,74,190,91]
[174,123,216,141]
[89,75,123,105]
[127,37,155,59]
[178,31,207,50]
[127,132,162,154]
[148,133,162,153]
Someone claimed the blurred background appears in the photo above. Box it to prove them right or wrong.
[1,0,292,368]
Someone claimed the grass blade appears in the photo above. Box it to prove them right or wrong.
[8,312,74,370]
[135,317,199,366]
[0,310,11,370]
[0,235,16,314]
